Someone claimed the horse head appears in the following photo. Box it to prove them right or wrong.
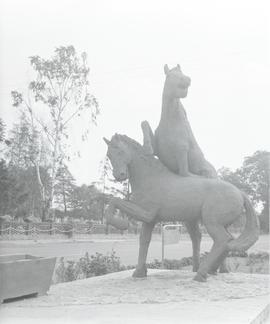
[103,134,131,182]
[163,64,191,99]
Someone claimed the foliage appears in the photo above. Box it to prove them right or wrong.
[11,45,99,221]
[228,251,269,274]
[0,159,12,215]
[6,115,50,170]
[0,119,11,156]
[98,156,130,198]
[54,250,270,285]
[69,184,103,220]
[54,257,81,283]
[218,150,269,232]
[0,161,32,217]
[54,251,125,283]
[79,251,124,277]
[54,164,76,213]
[96,156,132,225]
[0,119,5,143]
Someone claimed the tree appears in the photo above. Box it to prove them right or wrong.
[96,156,130,223]
[5,114,50,221]
[0,159,11,215]
[0,161,31,218]
[69,184,102,221]
[0,118,11,157]
[0,118,5,143]
[218,150,269,232]
[54,165,75,214]
[98,156,130,198]
[11,45,99,221]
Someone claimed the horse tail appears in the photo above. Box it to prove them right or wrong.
[227,192,260,252]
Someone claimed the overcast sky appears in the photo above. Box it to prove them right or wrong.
[0,0,269,185]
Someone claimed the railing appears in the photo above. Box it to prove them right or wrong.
[0,222,139,239]
[0,221,242,240]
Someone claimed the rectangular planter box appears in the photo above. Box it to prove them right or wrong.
[0,254,56,303]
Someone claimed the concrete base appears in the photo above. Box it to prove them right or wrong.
[0,269,269,324]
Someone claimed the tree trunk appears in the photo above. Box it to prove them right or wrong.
[35,162,48,222]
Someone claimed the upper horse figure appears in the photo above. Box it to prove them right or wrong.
[142,64,217,178]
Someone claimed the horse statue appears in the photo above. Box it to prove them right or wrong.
[141,64,217,178]
[103,134,259,282]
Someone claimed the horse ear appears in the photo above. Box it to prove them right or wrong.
[103,137,111,146]
[177,64,181,70]
[164,64,170,75]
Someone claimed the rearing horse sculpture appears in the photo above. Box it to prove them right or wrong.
[103,134,259,282]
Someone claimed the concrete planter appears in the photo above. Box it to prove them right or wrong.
[0,254,56,303]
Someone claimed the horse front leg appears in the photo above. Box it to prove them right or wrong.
[133,222,155,278]
[107,197,157,224]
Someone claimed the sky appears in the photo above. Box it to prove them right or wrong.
[0,0,269,185]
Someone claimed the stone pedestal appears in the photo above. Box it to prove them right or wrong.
[0,269,269,323]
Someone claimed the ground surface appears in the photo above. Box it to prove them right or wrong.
[0,269,269,324]
[0,234,269,265]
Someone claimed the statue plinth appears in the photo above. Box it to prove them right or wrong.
[2,270,268,323]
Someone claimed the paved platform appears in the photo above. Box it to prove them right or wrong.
[0,270,269,324]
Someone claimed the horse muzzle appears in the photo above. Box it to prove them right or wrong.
[114,171,128,182]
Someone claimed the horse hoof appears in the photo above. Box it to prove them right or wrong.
[132,268,147,278]
[193,273,207,282]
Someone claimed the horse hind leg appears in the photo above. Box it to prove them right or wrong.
[209,227,233,274]
[194,222,231,282]
[185,221,201,272]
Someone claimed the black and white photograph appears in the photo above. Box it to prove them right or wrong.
[0,0,269,323]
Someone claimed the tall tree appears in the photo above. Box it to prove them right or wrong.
[218,150,269,232]
[0,160,11,215]
[0,118,11,157]
[54,165,75,214]
[11,45,99,220]
[6,114,50,220]
[0,118,5,143]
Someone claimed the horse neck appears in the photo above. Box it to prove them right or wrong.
[128,153,158,190]
[160,86,184,121]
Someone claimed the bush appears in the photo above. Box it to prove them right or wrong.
[146,257,193,270]
[228,251,248,258]
[54,257,81,283]
[79,251,125,277]
[54,251,270,284]
[54,250,126,283]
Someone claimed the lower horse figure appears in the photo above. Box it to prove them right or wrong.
[103,134,259,282]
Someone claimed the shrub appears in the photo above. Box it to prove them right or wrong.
[54,251,270,284]
[228,251,248,258]
[54,257,81,283]
[79,251,125,277]
[54,250,127,283]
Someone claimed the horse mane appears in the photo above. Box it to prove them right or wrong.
[112,134,167,172]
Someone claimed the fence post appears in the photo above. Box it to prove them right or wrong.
[49,222,53,235]
[161,224,165,268]
[8,225,12,240]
